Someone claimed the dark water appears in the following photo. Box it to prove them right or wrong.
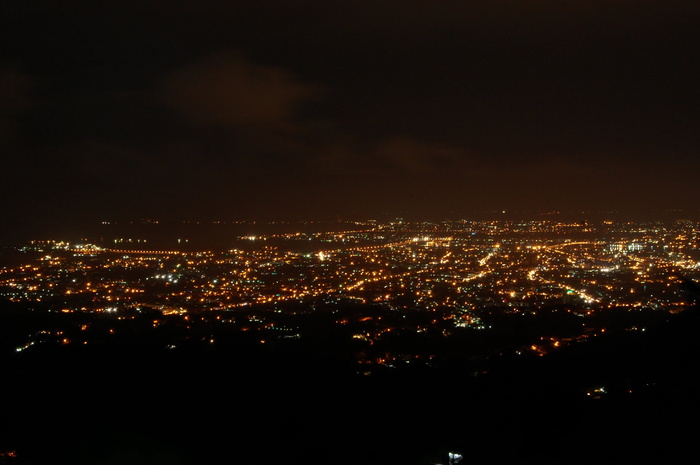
[11,220,362,251]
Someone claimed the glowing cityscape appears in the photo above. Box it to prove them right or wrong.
[5,2,700,463]
[3,219,698,373]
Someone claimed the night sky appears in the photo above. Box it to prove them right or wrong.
[3,1,700,237]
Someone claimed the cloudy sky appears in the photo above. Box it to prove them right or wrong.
[2,1,700,236]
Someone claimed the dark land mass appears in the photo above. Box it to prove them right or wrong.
[1,297,700,465]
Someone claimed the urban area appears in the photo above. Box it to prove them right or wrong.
[2,218,698,376]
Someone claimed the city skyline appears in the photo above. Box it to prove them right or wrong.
[6,218,697,313]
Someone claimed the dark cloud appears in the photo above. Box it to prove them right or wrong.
[0,65,35,140]
[159,52,321,130]
[313,137,464,178]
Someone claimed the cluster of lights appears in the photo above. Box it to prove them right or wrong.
[1,220,698,320]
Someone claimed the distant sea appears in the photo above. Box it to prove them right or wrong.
[4,207,699,249]
[54,220,365,252]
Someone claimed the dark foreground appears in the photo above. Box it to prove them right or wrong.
[2,308,700,465]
